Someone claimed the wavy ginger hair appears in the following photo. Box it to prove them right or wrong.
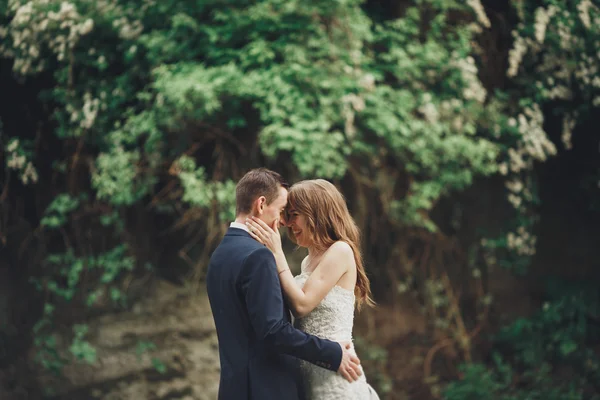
[287,179,375,310]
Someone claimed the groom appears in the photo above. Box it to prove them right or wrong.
[207,168,362,399]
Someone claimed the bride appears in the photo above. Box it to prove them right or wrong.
[247,179,380,400]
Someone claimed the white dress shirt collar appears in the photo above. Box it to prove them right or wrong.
[230,221,249,232]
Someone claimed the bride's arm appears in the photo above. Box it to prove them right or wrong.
[246,217,353,318]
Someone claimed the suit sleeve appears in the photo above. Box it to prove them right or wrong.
[239,247,342,371]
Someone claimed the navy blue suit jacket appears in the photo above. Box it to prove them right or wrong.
[206,227,342,400]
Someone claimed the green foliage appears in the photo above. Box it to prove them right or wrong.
[40,194,81,229]
[135,340,167,374]
[496,280,600,370]
[32,303,67,376]
[2,137,38,185]
[445,356,584,400]
[135,340,156,360]
[482,0,600,274]
[441,1,600,396]
[28,244,135,374]
[508,0,600,112]
[151,357,167,374]
[1,0,506,235]
[69,324,96,364]
[92,147,144,206]
[445,280,600,399]
[175,155,236,221]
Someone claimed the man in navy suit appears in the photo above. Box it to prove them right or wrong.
[207,168,362,399]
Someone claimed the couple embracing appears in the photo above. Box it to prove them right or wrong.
[207,168,380,399]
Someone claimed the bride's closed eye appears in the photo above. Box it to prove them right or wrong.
[282,209,296,222]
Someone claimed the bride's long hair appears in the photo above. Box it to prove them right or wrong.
[287,179,375,310]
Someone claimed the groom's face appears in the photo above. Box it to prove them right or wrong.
[256,186,288,228]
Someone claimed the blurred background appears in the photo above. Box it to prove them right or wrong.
[0,0,599,399]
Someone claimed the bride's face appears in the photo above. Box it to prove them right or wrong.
[286,209,312,247]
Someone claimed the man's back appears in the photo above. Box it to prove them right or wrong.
[207,227,305,399]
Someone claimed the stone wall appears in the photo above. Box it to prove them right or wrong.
[34,280,220,400]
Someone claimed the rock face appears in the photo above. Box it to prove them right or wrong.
[36,279,221,400]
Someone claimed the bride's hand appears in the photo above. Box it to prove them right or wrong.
[246,216,283,255]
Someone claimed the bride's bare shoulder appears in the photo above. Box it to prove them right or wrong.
[327,241,353,257]
[322,241,355,268]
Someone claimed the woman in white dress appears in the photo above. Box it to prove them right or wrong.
[246,179,380,400]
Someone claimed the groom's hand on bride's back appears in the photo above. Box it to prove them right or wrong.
[337,341,362,383]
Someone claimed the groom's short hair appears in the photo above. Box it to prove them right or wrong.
[236,168,289,215]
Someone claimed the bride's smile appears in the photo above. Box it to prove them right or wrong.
[285,208,311,247]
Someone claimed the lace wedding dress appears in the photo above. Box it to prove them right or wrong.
[294,271,380,400]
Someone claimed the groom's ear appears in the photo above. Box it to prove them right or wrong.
[254,196,266,215]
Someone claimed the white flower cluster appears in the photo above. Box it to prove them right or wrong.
[507,226,537,256]
[504,176,533,210]
[511,1,600,91]
[342,93,365,137]
[577,0,595,29]
[534,5,557,44]
[499,105,557,176]
[359,73,375,92]
[575,54,599,87]
[543,85,573,101]
[341,70,374,137]
[419,102,439,124]
[562,113,576,150]
[112,16,143,41]
[467,0,491,28]
[418,93,440,124]
[3,0,94,76]
[419,90,477,132]
[507,5,561,78]
[438,98,470,131]
[64,91,103,133]
[4,139,39,184]
[499,105,556,257]
[537,68,573,101]
[557,18,576,50]
[536,55,573,101]
[500,2,600,261]
[81,92,101,129]
[507,30,527,78]
[455,56,487,103]
[505,178,524,193]
[519,105,557,162]
[486,176,539,257]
